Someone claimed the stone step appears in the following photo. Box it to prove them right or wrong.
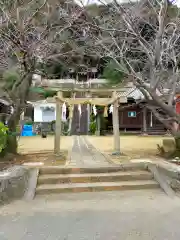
[38,171,153,185]
[36,180,159,195]
[39,163,146,175]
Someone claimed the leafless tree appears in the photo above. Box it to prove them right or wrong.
[82,0,180,140]
[0,0,87,153]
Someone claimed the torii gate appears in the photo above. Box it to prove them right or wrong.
[53,90,127,155]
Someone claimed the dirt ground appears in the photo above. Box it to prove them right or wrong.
[18,135,170,159]
[0,136,72,169]
[18,136,73,154]
[0,135,171,168]
[87,135,172,160]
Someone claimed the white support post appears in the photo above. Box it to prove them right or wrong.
[54,91,63,155]
[150,110,153,128]
[86,93,91,134]
[87,104,90,133]
[112,91,120,154]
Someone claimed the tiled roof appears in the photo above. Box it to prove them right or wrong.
[117,87,143,100]
[117,85,161,100]
[127,88,144,99]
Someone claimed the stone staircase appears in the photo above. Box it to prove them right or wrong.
[35,164,160,196]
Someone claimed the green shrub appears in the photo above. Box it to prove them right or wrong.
[0,122,8,152]
[89,121,96,134]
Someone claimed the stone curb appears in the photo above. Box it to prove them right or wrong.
[153,161,180,180]
[147,164,176,197]
[108,158,180,194]
[132,159,180,193]
[24,168,39,201]
[0,166,30,205]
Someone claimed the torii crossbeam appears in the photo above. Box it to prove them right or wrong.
[53,91,125,155]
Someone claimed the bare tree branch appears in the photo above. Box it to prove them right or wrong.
[80,0,180,135]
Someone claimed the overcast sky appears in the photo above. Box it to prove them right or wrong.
[75,0,180,7]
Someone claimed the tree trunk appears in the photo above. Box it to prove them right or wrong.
[6,123,18,154]
[1,72,33,157]
[2,113,19,156]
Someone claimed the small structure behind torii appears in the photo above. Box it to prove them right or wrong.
[52,89,127,155]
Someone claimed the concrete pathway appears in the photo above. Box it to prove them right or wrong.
[1,137,180,239]
[1,190,180,240]
[67,136,110,166]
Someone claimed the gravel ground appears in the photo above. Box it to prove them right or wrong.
[0,189,180,240]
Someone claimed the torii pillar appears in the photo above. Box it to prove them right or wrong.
[112,91,120,154]
[54,91,63,155]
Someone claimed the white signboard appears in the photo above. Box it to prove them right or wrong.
[33,102,67,122]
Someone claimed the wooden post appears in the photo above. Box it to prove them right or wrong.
[143,107,147,133]
[96,114,101,136]
[68,93,75,135]
[112,91,120,153]
[54,91,63,155]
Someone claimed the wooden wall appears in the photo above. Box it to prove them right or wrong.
[119,105,165,130]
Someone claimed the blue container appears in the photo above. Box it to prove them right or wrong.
[21,125,36,137]
[22,125,33,131]
[21,132,30,136]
